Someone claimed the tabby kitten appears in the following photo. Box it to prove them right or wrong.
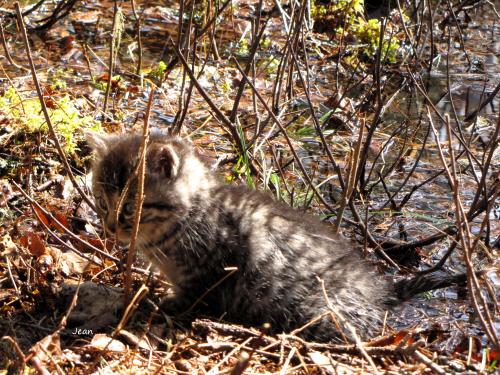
[87,132,463,342]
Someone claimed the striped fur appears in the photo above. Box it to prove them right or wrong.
[88,132,465,342]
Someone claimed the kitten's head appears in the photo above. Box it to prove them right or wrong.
[87,132,211,245]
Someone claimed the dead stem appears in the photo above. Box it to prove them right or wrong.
[334,118,365,232]
[123,86,155,304]
[14,2,96,212]
[102,1,121,120]
[0,19,26,70]
[428,110,499,349]
[10,180,154,277]
[130,0,143,76]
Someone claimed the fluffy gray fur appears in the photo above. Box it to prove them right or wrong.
[88,132,459,342]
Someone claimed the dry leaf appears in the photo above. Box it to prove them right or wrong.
[19,231,46,256]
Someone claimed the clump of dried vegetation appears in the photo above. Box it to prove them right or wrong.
[0,0,498,373]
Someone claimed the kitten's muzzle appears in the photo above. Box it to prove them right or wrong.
[103,211,129,234]
[105,221,117,234]
[104,223,132,245]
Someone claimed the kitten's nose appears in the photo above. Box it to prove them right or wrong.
[105,219,116,234]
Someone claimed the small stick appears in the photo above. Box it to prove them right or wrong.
[413,350,446,375]
[55,277,83,340]
[279,346,296,375]
[123,86,155,304]
[114,284,149,337]
[407,68,481,165]
[231,58,335,212]
[169,38,244,154]
[333,118,365,233]
[4,254,20,296]
[14,2,96,212]
[444,114,498,350]
[229,351,251,375]
[0,19,26,70]
[102,1,120,119]
[208,337,253,375]
[11,180,154,277]
[130,0,143,76]
[428,110,499,349]
[80,43,94,81]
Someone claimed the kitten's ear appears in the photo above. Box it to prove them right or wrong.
[85,131,109,158]
[149,144,180,179]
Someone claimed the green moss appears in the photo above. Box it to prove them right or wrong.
[260,37,271,50]
[353,18,402,63]
[259,56,280,76]
[93,75,122,92]
[147,61,167,85]
[0,87,101,154]
[310,1,405,64]
[49,69,69,90]
[220,79,232,94]
[237,38,250,57]
[311,0,365,26]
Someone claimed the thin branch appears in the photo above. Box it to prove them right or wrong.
[14,2,96,211]
[123,86,155,304]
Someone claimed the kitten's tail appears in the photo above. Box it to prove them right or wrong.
[392,271,479,301]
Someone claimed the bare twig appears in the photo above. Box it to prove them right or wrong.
[168,38,245,154]
[428,110,499,349]
[232,58,337,213]
[10,180,153,277]
[0,18,27,70]
[123,86,155,304]
[333,118,365,233]
[4,254,20,296]
[14,2,96,211]
[130,0,143,76]
[102,1,121,120]
[114,284,149,337]
[413,350,447,375]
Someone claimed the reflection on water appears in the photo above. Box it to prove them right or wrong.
[435,82,498,118]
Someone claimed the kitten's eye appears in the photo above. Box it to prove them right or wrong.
[123,202,135,217]
[96,196,108,212]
